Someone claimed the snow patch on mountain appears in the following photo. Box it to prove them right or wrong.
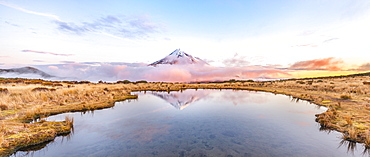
[148,49,208,66]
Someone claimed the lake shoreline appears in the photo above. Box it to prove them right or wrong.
[0,76,369,156]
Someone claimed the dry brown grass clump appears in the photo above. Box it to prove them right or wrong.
[0,81,138,156]
[340,95,352,100]
[364,131,370,148]
[31,87,56,92]
[0,88,8,94]
[0,118,73,155]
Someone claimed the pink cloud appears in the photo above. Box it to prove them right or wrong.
[48,66,59,70]
[39,62,291,82]
[22,50,74,56]
[289,57,343,71]
[356,63,370,71]
[144,66,192,82]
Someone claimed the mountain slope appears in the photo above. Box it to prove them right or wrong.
[148,49,208,66]
[0,67,53,78]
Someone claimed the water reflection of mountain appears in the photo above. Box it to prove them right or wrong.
[150,90,210,110]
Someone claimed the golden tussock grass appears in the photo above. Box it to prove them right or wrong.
[0,81,138,156]
[364,131,370,148]
[0,74,370,155]
[235,75,370,148]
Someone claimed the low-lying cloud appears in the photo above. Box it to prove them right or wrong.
[289,57,343,71]
[356,63,370,71]
[6,55,364,82]
[22,50,73,56]
[37,62,290,82]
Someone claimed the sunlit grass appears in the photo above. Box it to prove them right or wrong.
[0,73,369,155]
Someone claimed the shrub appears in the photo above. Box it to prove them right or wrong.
[41,82,53,86]
[53,83,63,87]
[31,87,56,92]
[117,80,131,84]
[62,81,76,84]
[363,81,370,85]
[135,80,148,83]
[0,104,8,110]
[75,81,90,84]
[0,88,8,94]
[340,95,352,100]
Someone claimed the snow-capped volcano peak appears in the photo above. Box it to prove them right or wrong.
[169,49,186,56]
[149,49,208,66]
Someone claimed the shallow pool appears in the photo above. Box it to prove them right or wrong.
[13,89,366,157]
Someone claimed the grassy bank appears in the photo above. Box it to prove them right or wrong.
[196,75,370,149]
[0,81,138,156]
[0,74,369,156]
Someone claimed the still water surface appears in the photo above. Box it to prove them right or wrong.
[13,90,366,157]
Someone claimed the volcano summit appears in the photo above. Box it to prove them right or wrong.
[148,49,208,66]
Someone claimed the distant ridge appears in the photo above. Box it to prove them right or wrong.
[149,49,208,66]
[0,67,53,78]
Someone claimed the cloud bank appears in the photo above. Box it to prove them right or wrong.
[3,53,366,82]
[289,57,344,71]
[356,63,370,71]
[36,62,290,82]
[28,57,369,82]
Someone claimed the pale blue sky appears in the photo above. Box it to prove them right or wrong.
[1,0,370,68]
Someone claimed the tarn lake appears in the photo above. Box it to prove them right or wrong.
[13,89,367,157]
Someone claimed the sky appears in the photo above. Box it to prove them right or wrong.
[1,0,370,82]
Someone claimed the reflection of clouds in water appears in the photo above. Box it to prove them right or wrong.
[294,121,311,127]
[257,115,267,119]
[69,105,173,142]
[122,106,171,119]
[211,90,268,106]
[150,89,270,109]
[99,115,173,143]
[123,121,172,143]
[289,110,317,115]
